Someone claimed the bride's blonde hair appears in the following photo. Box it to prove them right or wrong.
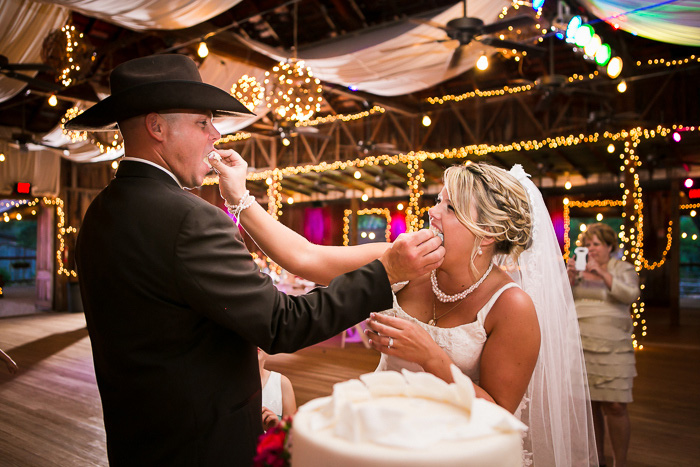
[443,162,532,274]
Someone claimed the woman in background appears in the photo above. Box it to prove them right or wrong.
[258,348,296,432]
[568,223,640,467]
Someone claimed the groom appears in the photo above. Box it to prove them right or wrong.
[67,54,444,466]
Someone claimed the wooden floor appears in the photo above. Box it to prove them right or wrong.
[0,308,698,466]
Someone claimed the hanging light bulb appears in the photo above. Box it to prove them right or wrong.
[606,56,623,78]
[282,137,291,146]
[476,53,489,71]
[532,0,545,10]
[565,16,583,43]
[197,41,209,58]
[583,34,602,58]
[422,115,432,127]
[574,24,594,48]
[48,94,58,106]
[565,181,572,190]
[594,43,612,66]
[617,80,627,93]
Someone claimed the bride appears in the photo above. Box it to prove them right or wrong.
[210,153,597,466]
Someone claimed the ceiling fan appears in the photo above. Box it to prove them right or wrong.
[386,0,544,69]
[3,100,65,152]
[351,112,403,156]
[253,118,328,142]
[0,54,61,92]
[356,140,402,156]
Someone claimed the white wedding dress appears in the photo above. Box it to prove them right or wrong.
[377,282,519,384]
[376,282,535,463]
[373,165,597,466]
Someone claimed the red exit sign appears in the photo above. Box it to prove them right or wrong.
[14,182,31,194]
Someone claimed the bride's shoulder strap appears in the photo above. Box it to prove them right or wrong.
[476,282,520,326]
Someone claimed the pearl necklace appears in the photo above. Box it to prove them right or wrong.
[430,262,494,303]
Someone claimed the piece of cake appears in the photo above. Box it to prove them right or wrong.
[429,224,444,243]
[291,366,525,467]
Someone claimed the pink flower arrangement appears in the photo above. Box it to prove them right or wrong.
[253,416,292,467]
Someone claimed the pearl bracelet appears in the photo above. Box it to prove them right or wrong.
[225,190,255,226]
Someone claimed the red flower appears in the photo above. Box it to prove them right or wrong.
[253,417,292,467]
[256,428,286,454]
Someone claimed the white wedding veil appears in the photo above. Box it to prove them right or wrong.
[498,165,598,466]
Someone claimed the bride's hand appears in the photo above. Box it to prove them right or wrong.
[364,312,440,367]
[208,149,248,204]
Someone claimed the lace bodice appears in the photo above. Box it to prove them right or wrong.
[376,282,519,383]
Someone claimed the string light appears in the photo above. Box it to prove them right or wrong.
[263,60,323,122]
[342,208,392,246]
[296,105,385,127]
[62,107,88,142]
[42,23,95,87]
[203,125,699,260]
[230,75,264,113]
[216,132,252,145]
[61,106,124,153]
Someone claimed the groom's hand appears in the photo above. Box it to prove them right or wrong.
[380,230,444,284]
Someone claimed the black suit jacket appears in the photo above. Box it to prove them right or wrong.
[76,161,392,466]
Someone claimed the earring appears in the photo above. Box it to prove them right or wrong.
[478,247,483,256]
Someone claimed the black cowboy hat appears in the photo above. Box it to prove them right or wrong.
[64,54,254,131]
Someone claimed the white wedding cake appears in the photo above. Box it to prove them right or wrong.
[291,366,526,467]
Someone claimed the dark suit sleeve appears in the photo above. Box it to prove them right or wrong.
[172,203,392,353]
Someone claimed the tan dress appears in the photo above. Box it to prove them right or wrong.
[573,258,640,403]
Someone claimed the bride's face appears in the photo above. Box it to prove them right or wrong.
[428,186,477,264]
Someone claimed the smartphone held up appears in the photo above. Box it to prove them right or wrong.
[574,247,588,271]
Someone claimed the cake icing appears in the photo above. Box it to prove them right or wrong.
[291,366,526,467]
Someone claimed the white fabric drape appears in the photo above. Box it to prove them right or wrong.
[0,0,69,103]
[0,139,61,196]
[199,53,268,135]
[236,1,513,96]
[581,0,700,47]
[37,0,243,30]
[2,0,699,165]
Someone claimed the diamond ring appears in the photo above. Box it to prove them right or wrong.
[388,337,394,349]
